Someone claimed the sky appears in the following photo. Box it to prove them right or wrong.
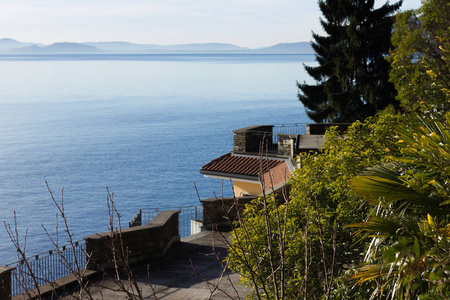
[0,0,423,48]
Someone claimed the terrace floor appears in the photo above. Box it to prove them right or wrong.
[59,231,251,300]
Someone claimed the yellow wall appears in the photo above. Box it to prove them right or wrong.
[233,181,261,197]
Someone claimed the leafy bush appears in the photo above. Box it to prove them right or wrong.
[227,112,399,299]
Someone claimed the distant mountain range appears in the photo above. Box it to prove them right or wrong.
[0,38,313,54]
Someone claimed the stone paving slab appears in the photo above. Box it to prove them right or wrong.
[58,231,250,300]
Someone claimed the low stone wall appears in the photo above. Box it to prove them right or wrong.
[201,196,256,231]
[0,267,13,299]
[1,211,181,299]
[84,210,181,271]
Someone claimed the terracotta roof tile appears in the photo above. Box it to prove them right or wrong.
[200,153,284,178]
[262,162,291,191]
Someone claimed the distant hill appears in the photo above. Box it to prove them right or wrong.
[85,42,251,53]
[85,41,311,54]
[254,42,313,54]
[0,38,313,54]
[0,38,39,50]
[6,42,102,54]
[10,45,42,54]
[41,42,102,54]
[85,41,155,52]
[85,42,250,53]
[160,43,250,51]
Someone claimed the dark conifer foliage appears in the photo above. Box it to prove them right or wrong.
[298,0,402,123]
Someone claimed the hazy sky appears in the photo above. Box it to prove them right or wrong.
[0,0,423,48]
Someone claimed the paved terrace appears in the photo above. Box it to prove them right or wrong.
[59,231,250,300]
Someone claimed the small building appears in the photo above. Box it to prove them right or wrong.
[200,123,349,197]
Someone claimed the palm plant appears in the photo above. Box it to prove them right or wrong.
[346,113,450,299]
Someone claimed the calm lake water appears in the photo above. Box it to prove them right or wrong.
[0,54,315,264]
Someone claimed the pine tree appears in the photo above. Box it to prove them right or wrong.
[298,0,402,123]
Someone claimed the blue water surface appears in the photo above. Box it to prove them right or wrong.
[0,54,315,264]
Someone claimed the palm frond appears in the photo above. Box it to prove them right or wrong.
[349,264,393,284]
[350,166,431,206]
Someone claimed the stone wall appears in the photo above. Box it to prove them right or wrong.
[201,196,256,231]
[0,267,13,300]
[233,125,274,154]
[0,211,181,299]
[84,210,180,271]
[278,134,296,157]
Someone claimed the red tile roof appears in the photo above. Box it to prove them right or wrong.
[200,153,285,178]
[262,162,291,192]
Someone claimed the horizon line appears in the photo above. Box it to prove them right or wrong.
[0,38,312,49]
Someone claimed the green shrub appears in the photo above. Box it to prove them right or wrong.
[227,112,399,299]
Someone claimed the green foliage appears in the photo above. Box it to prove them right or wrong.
[227,113,399,299]
[228,2,450,297]
[227,195,298,299]
[389,0,450,114]
[298,0,402,123]
[347,113,450,299]
[343,2,450,298]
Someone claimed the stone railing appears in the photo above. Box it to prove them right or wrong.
[85,210,181,270]
[129,206,202,238]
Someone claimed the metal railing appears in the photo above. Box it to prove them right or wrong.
[244,131,278,153]
[6,240,86,297]
[243,124,307,154]
[272,123,307,143]
[129,206,203,238]
[5,206,201,297]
